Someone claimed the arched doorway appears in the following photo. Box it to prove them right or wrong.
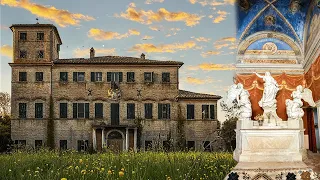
[106,130,124,152]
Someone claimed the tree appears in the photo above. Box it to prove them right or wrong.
[0,115,11,152]
[0,92,10,116]
[220,117,237,152]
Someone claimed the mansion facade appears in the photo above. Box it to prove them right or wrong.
[9,24,221,152]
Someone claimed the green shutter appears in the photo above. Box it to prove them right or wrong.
[119,72,123,82]
[73,72,77,82]
[107,72,111,82]
[210,105,215,119]
[85,103,89,118]
[91,72,95,82]
[73,103,77,118]
[158,104,162,119]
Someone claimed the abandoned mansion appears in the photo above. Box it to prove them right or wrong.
[9,24,221,152]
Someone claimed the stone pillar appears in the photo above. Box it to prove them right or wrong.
[134,128,138,152]
[102,129,105,148]
[125,128,129,151]
[92,128,96,151]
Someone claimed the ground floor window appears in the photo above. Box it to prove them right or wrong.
[203,141,212,152]
[60,140,67,150]
[35,140,42,149]
[187,141,195,150]
[163,141,171,151]
[145,141,152,151]
[77,140,88,152]
[15,140,26,149]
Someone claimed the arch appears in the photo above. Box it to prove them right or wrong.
[238,31,303,56]
[106,129,125,139]
[105,129,125,152]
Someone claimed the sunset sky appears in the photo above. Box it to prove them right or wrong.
[0,0,236,96]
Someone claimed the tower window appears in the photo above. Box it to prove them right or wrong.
[38,50,44,58]
[37,32,44,40]
[19,72,27,82]
[20,32,27,40]
[20,50,27,58]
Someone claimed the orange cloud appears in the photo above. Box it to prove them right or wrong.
[130,41,196,53]
[149,26,161,31]
[212,10,228,23]
[145,0,164,4]
[88,28,140,41]
[189,0,235,6]
[0,0,94,27]
[0,45,13,58]
[195,37,211,42]
[73,48,116,57]
[213,36,236,49]
[186,77,207,84]
[201,50,222,57]
[116,6,203,26]
[187,63,235,71]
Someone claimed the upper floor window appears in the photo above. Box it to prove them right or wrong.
[144,72,154,83]
[127,103,135,119]
[19,50,27,58]
[19,103,27,119]
[60,103,68,118]
[144,103,153,119]
[73,72,85,82]
[158,103,170,119]
[107,72,123,82]
[202,105,215,120]
[37,50,44,58]
[60,72,68,82]
[91,72,102,82]
[35,103,43,119]
[37,32,44,40]
[73,103,89,119]
[187,104,195,120]
[162,72,170,83]
[35,72,43,82]
[20,32,27,40]
[19,72,27,82]
[95,103,103,119]
[127,72,135,82]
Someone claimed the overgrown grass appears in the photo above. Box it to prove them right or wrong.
[0,150,236,180]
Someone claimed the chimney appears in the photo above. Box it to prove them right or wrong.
[90,47,95,58]
[140,53,145,59]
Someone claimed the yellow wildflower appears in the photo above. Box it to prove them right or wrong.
[61,178,67,180]
[79,159,83,164]
[119,171,124,177]
[101,168,105,172]
[121,168,125,171]
[108,170,112,175]
[81,170,86,174]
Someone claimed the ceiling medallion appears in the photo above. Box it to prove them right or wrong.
[239,0,250,11]
[262,42,278,54]
[265,15,276,26]
[290,0,301,13]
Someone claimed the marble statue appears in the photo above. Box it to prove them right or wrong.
[220,83,252,120]
[286,85,316,121]
[255,72,282,125]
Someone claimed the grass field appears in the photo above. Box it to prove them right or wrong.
[0,150,236,180]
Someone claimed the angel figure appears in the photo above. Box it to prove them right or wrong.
[286,85,316,120]
[255,72,279,108]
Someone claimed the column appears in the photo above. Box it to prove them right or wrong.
[134,128,138,152]
[125,128,129,151]
[102,129,105,148]
[92,128,96,151]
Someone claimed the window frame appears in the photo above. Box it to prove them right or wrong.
[158,103,170,119]
[35,72,43,82]
[127,72,135,82]
[60,140,67,151]
[73,103,89,119]
[95,103,103,119]
[19,72,27,82]
[37,50,44,59]
[37,32,44,41]
[19,50,27,58]
[77,140,88,152]
[202,104,215,120]
[162,72,170,83]
[73,72,85,82]
[145,141,152,151]
[19,32,27,41]
[59,103,68,118]
[127,103,135,119]
[144,103,153,119]
[60,72,68,82]
[186,104,195,120]
[19,103,27,119]
[144,72,154,83]
[35,140,43,149]
[35,103,43,119]
[91,72,102,82]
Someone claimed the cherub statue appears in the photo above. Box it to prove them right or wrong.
[286,85,316,121]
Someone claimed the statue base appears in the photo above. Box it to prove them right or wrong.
[224,162,319,180]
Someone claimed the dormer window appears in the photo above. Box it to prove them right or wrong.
[37,50,44,58]
[19,50,27,58]
[37,32,44,40]
[20,32,27,40]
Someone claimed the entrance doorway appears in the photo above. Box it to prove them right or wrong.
[107,130,124,152]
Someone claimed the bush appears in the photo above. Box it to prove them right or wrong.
[220,118,237,152]
[0,115,12,152]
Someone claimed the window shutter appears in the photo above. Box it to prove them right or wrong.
[158,104,162,119]
[168,104,171,119]
[91,72,95,82]
[73,103,77,118]
[119,72,123,82]
[107,72,111,82]
[73,72,77,82]
[85,103,89,118]
[152,72,155,82]
[210,105,215,119]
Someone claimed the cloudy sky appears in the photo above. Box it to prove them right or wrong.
[0,0,236,96]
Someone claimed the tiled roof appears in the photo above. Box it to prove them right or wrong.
[178,90,221,100]
[54,56,184,66]
[10,24,62,44]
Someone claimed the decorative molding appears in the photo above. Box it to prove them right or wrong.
[243,59,297,64]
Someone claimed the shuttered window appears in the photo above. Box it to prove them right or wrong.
[77,140,88,152]
[107,72,123,82]
[210,105,215,119]
[60,103,68,118]
[35,72,43,82]
[162,72,170,83]
[202,105,215,120]
[187,104,194,120]
[19,72,27,82]
[91,72,102,82]
[73,72,85,82]
[60,72,68,82]
[35,103,43,119]
[73,103,89,119]
[127,72,135,82]
[144,103,153,119]
[60,140,67,150]
[127,103,135,119]
[95,103,103,118]
[158,103,170,119]
[19,103,27,119]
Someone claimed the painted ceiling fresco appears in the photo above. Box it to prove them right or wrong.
[237,0,312,45]
[246,38,293,50]
[306,1,320,46]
